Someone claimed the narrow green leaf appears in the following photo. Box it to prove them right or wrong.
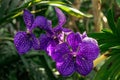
[100,42,119,53]
[109,61,120,80]
[39,55,57,80]
[88,32,114,40]
[106,9,117,36]
[0,0,32,25]
[117,17,120,36]
[8,0,20,12]
[35,1,66,5]
[110,46,120,50]
[94,54,120,80]
[116,0,120,7]
[0,1,91,25]
[0,0,11,19]
[35,1,92,18]
[20,56,30,69]
[49,4,92,18]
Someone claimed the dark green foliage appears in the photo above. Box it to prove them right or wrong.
[0,0,120,80]
[89,9,120,80]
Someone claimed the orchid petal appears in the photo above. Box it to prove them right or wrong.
[78,42,99,60]
[32,16,53,34]
[39,34,51,51]
[51,42,70,62]
[31,34,40,50]
[76,56,93,76]
[23,9,34,30]
[14,31,32,54]
[67,32,82,51]
[56,54,75,76]
[55,7,66,28]
[82,37,98,46]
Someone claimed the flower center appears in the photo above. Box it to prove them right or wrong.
[26,29,31,34]
[71,52,77,62]
[72,52,77,57]
[73,54,76,58]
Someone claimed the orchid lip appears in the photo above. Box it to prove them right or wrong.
[26,29,31,34]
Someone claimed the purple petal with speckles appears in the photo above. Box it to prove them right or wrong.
[56,54,75,76]
[39,34,56,52]
[78,42,99,61]
[82,37,98,46]
[53,26,62,33]
[76,55,93,76]
[67,32,82,52]
[39,34,50,50]
[23,9,34,31]
[14,31,32,54]
[32,16,53,34]
[51,42,70,62]
[31,34,41,50]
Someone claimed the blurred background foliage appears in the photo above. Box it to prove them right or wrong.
[0,0,120,80]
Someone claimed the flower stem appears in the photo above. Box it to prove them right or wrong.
[39,55,57,80]
[93,51,110,67]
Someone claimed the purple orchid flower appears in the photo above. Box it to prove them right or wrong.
[14,9,51,54]
[51,32,99,76]
[14,10,39,54]
[39,7,72,56]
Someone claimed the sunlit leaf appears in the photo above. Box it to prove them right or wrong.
[0,1,92,25]
[116,0,120,7]
[36,1,92,18]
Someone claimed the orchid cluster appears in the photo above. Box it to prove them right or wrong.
[14,7,100,76]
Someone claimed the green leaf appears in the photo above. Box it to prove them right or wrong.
[88,29,120,53]
[110,46,120,50]
[8,0,20,12]
[20,56,30,69]
[102,29,113,34]
[36,1,92,18]
[0,1,92,25]
[0,0,11,19]
[99,42,119,53]
[117,17,120,36]
[106,9,117,36]
[94,53,120,80]
[116,0,120,7]
[88,33,110,40]
[0,0,32,25]
[35,1,92,18]
[88,31,114,42]
[49,4,92,18]
[39,55,57,80]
